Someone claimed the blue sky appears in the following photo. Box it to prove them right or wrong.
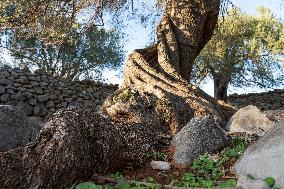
[102,0,284,96]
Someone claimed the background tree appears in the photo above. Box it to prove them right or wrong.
[2,26,124,80]
[192,7,284,101]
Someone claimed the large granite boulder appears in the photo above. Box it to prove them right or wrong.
[226,105,274,136]
[171,117,231,167]
[0,105,39,151]
[234,120,284,188]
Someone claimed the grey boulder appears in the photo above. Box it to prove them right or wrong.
[234,120,284,188]
[226,105,274,136]
[0,105,40,151]
[171,117,231,167]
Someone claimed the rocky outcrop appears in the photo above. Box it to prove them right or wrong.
[225,105,275,136]
[171,117,231,167]
[0,66,118,117]
[228,89,284,111]
[234,120,284,188]
[0,105,40,151]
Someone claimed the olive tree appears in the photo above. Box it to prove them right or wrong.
[2,27,124,80]
[192,7,284,101]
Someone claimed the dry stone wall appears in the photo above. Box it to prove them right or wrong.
[228,89,284,111]
[0,66,118,117]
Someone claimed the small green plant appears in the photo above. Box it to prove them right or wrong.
[115,181,131,189]
[146,151,167,161]
[110,172,124,181]
[113,89,134,103]
[191,153,224,180]
[172,173,214,188]
[264,177,275,187]
[75,182,102,189]
[217,179,237,188]
[217,137,247,166]
[142,177,157,189]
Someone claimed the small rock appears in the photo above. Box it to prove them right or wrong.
[150,161,171,171]
[0,79,12,86]
[30,81,39,87]
[34,87,43,94]
[1,94,10,103]
[46,101,54,108]
[28,98,37,106]
[37,95,49,103]
[0,71,10,78]
[0,86,6,94]
[22,91,33,98]
[237,176,270,189]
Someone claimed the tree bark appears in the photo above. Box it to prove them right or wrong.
[0,0,236,188]
[213,74,230,102]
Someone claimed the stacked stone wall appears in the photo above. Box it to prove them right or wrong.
[228,89,284,110]
[2,65,283,117]
[0,66,118,117]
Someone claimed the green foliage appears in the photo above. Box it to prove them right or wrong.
[263,177,275,187]
[1,26,124,80]
[75,182,102,189]
[115,181,131,189]
[113,89,135,103]
[110,172,124,181]
[172,173,214,188]
[193,7,284,98]
[74,180,159,189]
[191,154,224,180]
[217,137,247,165]
[216,179,237,188]
[146,151,167,161]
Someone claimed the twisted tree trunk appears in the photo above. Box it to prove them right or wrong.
[0,0,236,188]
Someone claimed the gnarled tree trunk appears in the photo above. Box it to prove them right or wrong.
[0,0,236,188]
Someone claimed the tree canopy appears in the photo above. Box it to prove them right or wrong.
[1,26,124,80]
[192,7,284,101]
[0,0,165,45]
